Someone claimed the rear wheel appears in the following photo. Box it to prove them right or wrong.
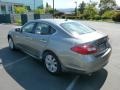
[8,38,15,50]
[43,52,61,74]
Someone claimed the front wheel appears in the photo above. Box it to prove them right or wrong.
[43,52,61,74]
[8,38,15,50]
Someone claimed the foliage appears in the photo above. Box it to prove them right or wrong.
[15,19,21,25]
[78,14,84,19]
[112,12,120,22]
[93,15,101,20]
[45,2,52,14]
[55,12,64,17]
[35,9,45,14]
[99,0,117,15]
[46,2,50,8]
[78,1,86,14]
[61,15,81,19]
[45,2,59,15]
[102,10,115,19]
[47,9,54,14]
[84,4,98,19]
[14,6,27,14]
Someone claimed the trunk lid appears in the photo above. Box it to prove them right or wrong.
[72,31,109,55]
[72,31,107,43]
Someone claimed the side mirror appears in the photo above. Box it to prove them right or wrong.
[15,28,21,32]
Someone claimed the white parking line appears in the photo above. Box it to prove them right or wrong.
[66,75,80,90]
[3,56,29,68]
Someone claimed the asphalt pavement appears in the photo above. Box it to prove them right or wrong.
[0,21,120,90]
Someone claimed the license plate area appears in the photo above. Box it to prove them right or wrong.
[99,43,106,51]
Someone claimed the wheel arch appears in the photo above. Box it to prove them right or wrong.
[42,50,57,59]
[8,34,11,40]
[42,49,61,63]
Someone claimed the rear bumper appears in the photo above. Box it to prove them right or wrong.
[60,48,112,74]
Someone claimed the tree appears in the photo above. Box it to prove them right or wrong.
[84,3,98,19]
[55,12,64,17]
[35,9,45,14]
[78,1,86,14]
[14,6,27,14]
[112,12,120,22]
[99,0,117,15]
[46,2,49,8]
[45,2,52,14]
[102,10,115,19]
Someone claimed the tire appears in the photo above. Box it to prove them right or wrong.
[8,37,15,50]
[43,52,61,74]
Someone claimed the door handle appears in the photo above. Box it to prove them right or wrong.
[25,36,32,40]
[40,38,47,43]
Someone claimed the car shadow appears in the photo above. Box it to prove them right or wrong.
[74,69,108,90]
[0,47,108,90]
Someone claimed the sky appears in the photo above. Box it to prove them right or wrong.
[43,0,120,9]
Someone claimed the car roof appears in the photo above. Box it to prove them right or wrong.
[34,19,73,25]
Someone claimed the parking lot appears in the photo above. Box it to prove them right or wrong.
[0,21,120,90]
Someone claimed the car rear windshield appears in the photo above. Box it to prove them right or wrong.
[60,22,95,35]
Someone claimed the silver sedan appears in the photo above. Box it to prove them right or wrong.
[8,19,112,75]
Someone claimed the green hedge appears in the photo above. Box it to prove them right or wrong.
[61,14,101,20]
[61,15,83,19]
[112,12,120,22]
[93,15,101,20]
[15,19,21,25]
[101,11,115,19]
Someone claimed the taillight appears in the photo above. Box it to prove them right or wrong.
[71,44,97,55]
